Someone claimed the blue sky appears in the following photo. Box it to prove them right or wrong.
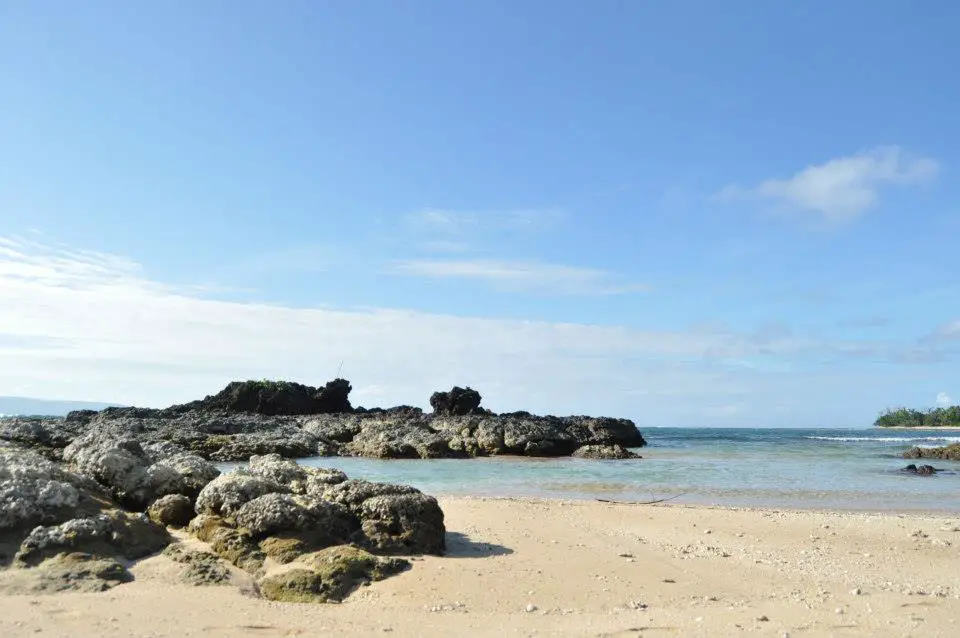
[1,1,958,426]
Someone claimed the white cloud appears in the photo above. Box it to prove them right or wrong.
[389,258,650,296]
[718,147,938,222]
[0,235,953,425]
[405,208,562,234]
[934,320,960,340]
[936,392,954,408]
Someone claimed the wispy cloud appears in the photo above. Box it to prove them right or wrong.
[405,208,563,235]
[389,258,650,296]
[931,319,960,340]
[936,392,954,408]
[0,235,954,424]
[717,147,938,223]
[836,316,892,329]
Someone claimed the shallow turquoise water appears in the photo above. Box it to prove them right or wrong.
[226,428,960,512]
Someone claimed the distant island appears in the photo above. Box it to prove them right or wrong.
[0,395,123,417]
[875,405,960,428]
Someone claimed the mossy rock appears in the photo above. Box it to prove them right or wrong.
[15,510,171,567]
[186,514,264,573]
[259,536,309,564]
[208,527,265,574]
[0,552,132,594]
[187,514,226,542]
[162,544,231,586]
[190,435,234,456]
[148,494,195,528]
[257,568,327,603]
[304,545,409,595]
[257,545,409,603]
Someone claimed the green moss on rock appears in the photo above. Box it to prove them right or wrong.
[257,569,327,603]
[259,535,309,564]
[162,544,232,586]
[0,552,132,594]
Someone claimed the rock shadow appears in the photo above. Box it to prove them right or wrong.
[444,532,514,558]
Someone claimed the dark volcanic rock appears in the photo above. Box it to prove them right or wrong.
[903,443,960,462]
[170,378,353,417]
[315,378,353,414]
[572,444,641,460]
[430,386,483,416]
[2,380,646,461]
[187,381,317,416]
[901,463,938,476]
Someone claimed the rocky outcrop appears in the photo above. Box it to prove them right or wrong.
[901,464,937,476]
[903,443,960,462]
[195,472,289,518]
[572,444,641,460]
[303,412,646,460]
[430,386,483,416]
[148,494,195,528]
[0,552,132,594]
[1,440,178,593]
[319,480,445,554]
[15,510,171,567]
[2,379,646,461]
[162,544,232,586]
[258,545,409,603]
[169,378,353,416]
[190,467,446,571]
[0,445,112,534]
[0,417,86,458]
[3,426,442,604]
[62,432,219,510]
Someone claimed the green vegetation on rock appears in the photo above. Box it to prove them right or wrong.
[162,544,232,586]
[259,535,309,564]
[874,406,960,428]
[0,552,132,594]
[257,545,410,603]
[258,568,327,603]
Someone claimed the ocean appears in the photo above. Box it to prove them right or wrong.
[257,428,960,513]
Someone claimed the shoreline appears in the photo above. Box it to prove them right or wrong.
[440,494,960,517]
[874,426,960,431]
[3,497,958,637]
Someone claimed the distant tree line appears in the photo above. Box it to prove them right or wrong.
[875,405,960,427]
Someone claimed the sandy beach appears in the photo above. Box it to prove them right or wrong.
[2,497,958,638]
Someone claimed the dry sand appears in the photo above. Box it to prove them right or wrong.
[2,497,959,637]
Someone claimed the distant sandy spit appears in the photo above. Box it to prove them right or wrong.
[2,497,959,638]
